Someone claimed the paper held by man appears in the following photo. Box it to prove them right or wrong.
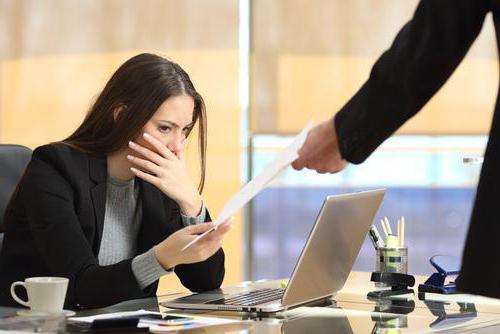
[181,121,313,251]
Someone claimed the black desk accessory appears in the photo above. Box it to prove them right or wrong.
[421,299,476,330]
[67,316,148,333]
[66,313,184,333]
[368,296,415,315]
[369,297,415,333]
[368,272,415,298]
[418,255,460,298]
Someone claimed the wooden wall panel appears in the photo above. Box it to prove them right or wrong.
[253,0,497,135]
[276,56,497,134]
[0,0,242,296]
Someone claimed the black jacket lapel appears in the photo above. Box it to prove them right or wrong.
[137,179,179,253]
[88,154,107,254]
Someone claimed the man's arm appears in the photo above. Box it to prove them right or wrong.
[336,0,488,163]
[294,0,489,172]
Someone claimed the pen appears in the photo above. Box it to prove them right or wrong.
[400,216,405,247]
[397,219,401,247]
[368,229,377,249]
[368,225,384,249]
[383,216,393,235]
[380,219,390,240]
[372,225,385,248]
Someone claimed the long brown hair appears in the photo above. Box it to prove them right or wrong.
[62,53,207,192]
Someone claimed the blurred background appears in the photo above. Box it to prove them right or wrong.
[0,0,496,293]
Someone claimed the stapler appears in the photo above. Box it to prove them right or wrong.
[418,255,460,299]
[368,272,415,298]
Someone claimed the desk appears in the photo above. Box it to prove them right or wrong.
[155,272,500,333]
[2,271,500,333]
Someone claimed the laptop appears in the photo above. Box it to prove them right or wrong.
[162,189,385,313]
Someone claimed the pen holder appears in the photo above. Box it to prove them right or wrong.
[374,247,408,290]
[376,247,408,275]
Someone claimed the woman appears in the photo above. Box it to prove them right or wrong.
[0,53,231,309]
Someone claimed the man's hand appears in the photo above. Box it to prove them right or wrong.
[292,118,348,174]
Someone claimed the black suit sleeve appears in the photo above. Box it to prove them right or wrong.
[175,249,225,292]
[335,0,489,163]
[22,154,146,308]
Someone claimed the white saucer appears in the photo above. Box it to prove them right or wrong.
[17,309,76,317]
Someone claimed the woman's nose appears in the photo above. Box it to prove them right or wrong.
[167,133,185,155]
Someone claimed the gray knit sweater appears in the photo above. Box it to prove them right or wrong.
[97,175,206,289]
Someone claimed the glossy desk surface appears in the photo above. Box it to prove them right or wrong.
[153,272,500,333]
[3,271,500,333]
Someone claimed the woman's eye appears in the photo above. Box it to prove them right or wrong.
[182,127,192,135]
[159,126,171,134]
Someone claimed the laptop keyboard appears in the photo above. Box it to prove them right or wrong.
[207,288,285,306]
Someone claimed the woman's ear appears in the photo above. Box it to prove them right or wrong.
[112,104,127,121]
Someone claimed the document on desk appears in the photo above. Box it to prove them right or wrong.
[182,121,313,251]
[69,309,161,323]
[69,309,248,332]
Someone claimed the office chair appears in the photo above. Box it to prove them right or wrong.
[0,144,32,249]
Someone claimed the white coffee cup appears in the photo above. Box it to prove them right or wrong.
[10,277,69,314]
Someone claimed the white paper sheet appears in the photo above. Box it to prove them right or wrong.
[182,121,313,251]
[69,309,246,332]
[69,309,161,323]
[137,315,246,332]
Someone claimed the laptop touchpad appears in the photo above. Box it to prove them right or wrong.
[177,292,226,303]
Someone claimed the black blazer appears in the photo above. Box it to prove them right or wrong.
[0,144,224,308]
[335,0,500,297]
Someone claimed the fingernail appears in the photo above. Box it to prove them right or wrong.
[126,155,134,161]
[129,141,136,147]
[130,167,137,172]
[143,132,151,138]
